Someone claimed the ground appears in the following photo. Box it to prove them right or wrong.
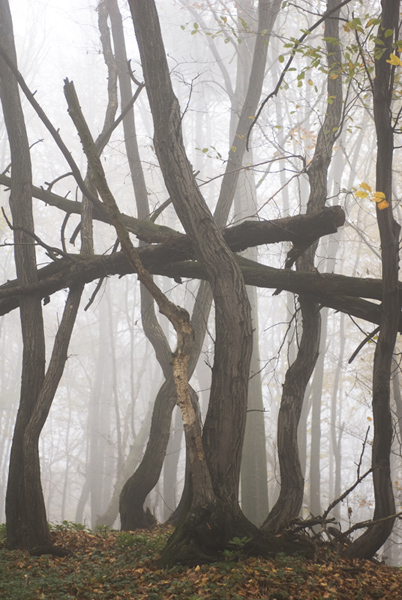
[0,523,401,599]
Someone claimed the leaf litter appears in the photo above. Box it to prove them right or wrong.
[1,524,402,599]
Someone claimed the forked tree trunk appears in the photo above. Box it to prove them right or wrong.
[101,0,209,529]
[127,0,250,557]
[126,0,315,567]
[65,73,233,565]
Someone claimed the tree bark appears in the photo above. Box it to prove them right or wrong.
[2,236,402,336]
[0,0,49,551]
[346,0,400,558]
[127,0,276,565]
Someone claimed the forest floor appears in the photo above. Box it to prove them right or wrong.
[1,522,402,599]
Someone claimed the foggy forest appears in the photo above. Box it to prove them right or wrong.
[1,0,402,568]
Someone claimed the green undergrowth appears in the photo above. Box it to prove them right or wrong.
[1,522,402,599]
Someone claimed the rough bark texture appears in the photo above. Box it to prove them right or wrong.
[1,233,400,335]
[127,0,263,565]
[346,0,400,558]
[0,173,345,249]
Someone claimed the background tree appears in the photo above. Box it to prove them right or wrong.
[1,0,402,566]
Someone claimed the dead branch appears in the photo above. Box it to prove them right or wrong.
[323,467,373,520]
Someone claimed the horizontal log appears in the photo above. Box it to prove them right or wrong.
[0,172,344,249]
[0,248,397,331]
[0,190,392,329]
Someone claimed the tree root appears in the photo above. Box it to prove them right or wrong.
[160,500,314,567]
[29,544,70,557]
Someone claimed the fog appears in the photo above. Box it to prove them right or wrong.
[1,0,401,565]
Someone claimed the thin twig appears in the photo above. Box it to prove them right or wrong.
[356,426,370,480]
[341,510,402,539]
[322,466,372,519]
[1,208,77,262]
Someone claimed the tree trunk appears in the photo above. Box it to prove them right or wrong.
[105,0,209,530]
[124,0,315,566]
[263,298,320,532]
[120,378,177,529]
[65,68,224,568]
[0,0,48,551]
[128,0,274,564]
[163,406,183,521]
[263,0,342,533]
[346,0,400,558]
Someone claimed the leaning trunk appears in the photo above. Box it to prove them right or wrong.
[128,0,253,563]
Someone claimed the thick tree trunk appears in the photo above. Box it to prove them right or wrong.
[127,0,270,564]
[64,72,220,557]
[125,0,314,566]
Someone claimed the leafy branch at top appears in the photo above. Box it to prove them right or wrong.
[246,0,353,147]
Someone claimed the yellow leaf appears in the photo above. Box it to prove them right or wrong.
[360,182,372,192]
[386,53,401,66]
[373,191,386,199]
[377,200,389,210]
[355,190,368,198]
